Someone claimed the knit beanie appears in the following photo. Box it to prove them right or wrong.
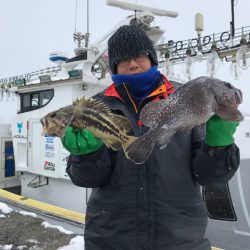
[108,24,158,74]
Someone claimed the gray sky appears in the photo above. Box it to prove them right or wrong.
[0,0,250,121]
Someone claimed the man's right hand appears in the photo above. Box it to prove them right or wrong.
[61,127,103,155]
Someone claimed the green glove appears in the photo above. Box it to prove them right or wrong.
[61,127,103,155]
[205,115,239,147]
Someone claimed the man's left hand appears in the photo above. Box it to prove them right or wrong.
[205,115,240,147]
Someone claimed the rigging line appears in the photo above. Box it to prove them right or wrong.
[87,0,89,34]
[74,0,78,33]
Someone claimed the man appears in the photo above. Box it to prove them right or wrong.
[62,24,240,250]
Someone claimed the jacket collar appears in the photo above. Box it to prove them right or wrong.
[104,74,174,101]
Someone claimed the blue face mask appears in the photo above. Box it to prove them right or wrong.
[112,66,161,100]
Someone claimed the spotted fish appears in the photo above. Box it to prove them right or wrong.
[126,76,244,164]
[40,97,138,157]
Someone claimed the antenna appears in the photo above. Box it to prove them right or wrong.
[73,0,90,54]
[106,0,178,17]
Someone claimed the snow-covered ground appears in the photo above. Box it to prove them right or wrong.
[0,201,85,250]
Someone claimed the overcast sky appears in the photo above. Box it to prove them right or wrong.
[0,0,250,122]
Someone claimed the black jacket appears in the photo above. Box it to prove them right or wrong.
[66,82,240,250]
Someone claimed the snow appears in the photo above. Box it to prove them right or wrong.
[0,202,13,214]
[58,236,85,250]
[0,245,13,250]
[42,221,73,235]
[26,239,39,244]
[18,210,37,218]
[0,201,85,250]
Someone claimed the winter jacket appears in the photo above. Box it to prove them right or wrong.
[66,76,240,250]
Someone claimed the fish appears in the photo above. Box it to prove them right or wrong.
[126,76,244,164]
[40,97,139,158]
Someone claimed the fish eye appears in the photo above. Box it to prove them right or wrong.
[50,112,56,118]
[224,82,233,89]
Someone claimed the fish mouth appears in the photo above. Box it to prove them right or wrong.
[40,118,47,135]
[40,118,45,127]
[219,89,243,108]
[235,89,243,105]
[228,89,243,109]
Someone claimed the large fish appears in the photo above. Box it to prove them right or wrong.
[126,76,244,164]
[40,97,138,158]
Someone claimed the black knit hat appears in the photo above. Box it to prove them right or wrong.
[108,24,158,74]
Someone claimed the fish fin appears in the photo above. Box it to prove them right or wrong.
[124,134,155,164]
[158,127,192,149]
[217,107,244,122]
[103,139,122,151]
[57,114,75,138]
[156,129,174,148]
[111,114,131,133]
[72,97,79,105]
[73,97,111,115]
[140,101,164,127]
[57,127,68,138]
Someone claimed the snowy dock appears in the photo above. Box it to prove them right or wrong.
[0,189,85,235]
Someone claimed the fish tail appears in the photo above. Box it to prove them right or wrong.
[123,134,155,164]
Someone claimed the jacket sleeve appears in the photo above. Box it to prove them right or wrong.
[191,126,240,186]
[66,145,112,188]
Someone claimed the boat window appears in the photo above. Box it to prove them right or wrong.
[202,184,237,221]
[20,89,54,113]
[40,90,54,106]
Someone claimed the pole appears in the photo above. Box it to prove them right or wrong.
[230,0,235,38]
